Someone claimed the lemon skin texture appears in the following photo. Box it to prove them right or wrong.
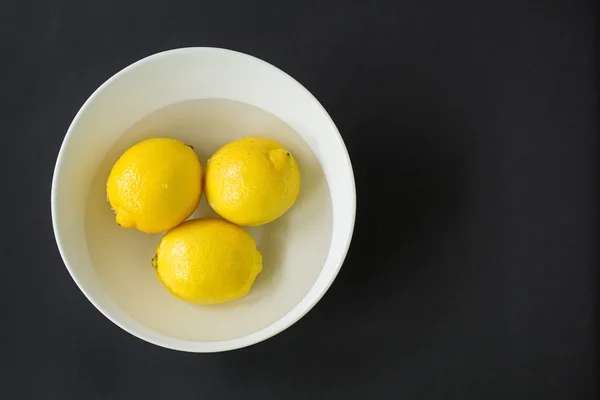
[204,137,300,226]
[153,218,263,305]
[106,138,202,234]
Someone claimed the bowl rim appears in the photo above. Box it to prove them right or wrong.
[51,47,356,352]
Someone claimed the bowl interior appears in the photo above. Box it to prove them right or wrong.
[86,99,332,341]
[53,48,355,350]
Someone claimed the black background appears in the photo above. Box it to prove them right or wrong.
[1,0,597,398]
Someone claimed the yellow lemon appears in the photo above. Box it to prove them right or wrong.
[153,218,263,304]
[205,137,300,226]
[106,138,202,234]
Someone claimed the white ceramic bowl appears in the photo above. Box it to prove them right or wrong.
[51,48,355,352]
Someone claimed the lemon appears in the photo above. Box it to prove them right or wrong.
[205,137,300,226]
[153,218,263,304]
[106,138,202,234]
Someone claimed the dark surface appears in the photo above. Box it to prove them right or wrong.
[1,0,597,398]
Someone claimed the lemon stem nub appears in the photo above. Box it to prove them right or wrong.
[152,255,158,269]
